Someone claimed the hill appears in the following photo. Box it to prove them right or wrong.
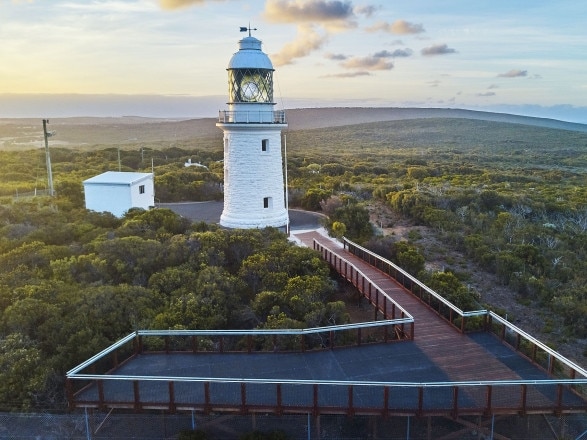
[1,107,586,150]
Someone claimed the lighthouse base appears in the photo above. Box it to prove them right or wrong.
[220,210,289,230]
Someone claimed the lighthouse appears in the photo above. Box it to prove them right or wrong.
[217,30,289,230]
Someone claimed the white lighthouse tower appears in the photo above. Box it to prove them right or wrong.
[217,30,289,230]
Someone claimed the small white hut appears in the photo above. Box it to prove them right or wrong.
[83,171,154,218]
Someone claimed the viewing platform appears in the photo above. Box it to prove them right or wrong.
[66,233,587,419]
[217,110,286,124]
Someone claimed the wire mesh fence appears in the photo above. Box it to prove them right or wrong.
[0,410,585,439]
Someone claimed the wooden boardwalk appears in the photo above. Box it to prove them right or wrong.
[293,231,576,411]
[67,231,586,417]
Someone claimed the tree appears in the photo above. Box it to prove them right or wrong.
[329,203,373,243]
[0,333,50,410]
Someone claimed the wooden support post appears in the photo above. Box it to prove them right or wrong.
[520,384,527,415]
[133,380,141,412]
[65,379,74,408]
[347,385,354,416]
[191,336,197,353]
[485,385,493,414]
[168,382,176,413]
[556,384,563,415]
[418,387,424,417]
[549,356,555,375]
[98,380,105,410]
[276,384,283,415]
[204,382,211,414]
[313,384,319,416]
[452,386,459,419]
[241,382,247,414]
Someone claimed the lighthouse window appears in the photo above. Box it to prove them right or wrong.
[139,185,145,194]
[263,197,272,209]
[262,139,269,152]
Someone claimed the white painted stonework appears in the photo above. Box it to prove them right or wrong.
[219,125,288,228]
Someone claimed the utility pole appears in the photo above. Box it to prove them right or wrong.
[42,119,55,196]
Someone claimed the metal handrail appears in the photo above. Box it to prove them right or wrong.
[66,316,414,378]
[489,311,587,379]
[343,237,487,318]
[314,239,413,320]
[218,110,286,124]
[67,372,587,388]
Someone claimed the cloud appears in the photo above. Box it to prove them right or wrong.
[488,84,499,90]
[323,71,371,78]
[366,19,425,35]
[264,0,356,29]
[325,53,348,60]
[477,92,496,97]
[158,0,210,9]
[271,24,328,66]
[497,69,527,78]
[390,48,413,58]
[421,43,457,56]
[341,54,394,71]
[354,5,379,18]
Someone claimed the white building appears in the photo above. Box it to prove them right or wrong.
[83,171,154,218]
[217,30,289,230]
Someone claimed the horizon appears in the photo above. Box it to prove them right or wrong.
[1,1,586,124]
[1,93,587,126]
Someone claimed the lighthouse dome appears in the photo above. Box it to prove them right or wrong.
[228,36,274,70]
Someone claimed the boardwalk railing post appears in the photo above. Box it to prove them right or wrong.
[485,385,493,414]
[520,384,527,415]
[241,382,247,414]
[277,383,283,415]
[98,380,105,410]
[133,380,141,411]
[452,386,459,419]
[348,385,354,416]
[204,382,211,414]
[168,381,176,413]
[313,384,319,416]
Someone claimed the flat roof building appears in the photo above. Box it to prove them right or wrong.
[83,171,154,218]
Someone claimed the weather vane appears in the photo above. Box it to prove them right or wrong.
[239,23,257,37]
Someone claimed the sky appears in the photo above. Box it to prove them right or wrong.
[1,0,586,123]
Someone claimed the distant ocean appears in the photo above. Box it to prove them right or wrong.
[1,93,586,125]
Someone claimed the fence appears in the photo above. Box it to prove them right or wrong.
[0,410,585,439]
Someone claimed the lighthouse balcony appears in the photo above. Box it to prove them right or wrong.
[218,110,286,124]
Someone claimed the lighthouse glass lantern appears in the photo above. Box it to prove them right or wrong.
[217,32,289,229]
